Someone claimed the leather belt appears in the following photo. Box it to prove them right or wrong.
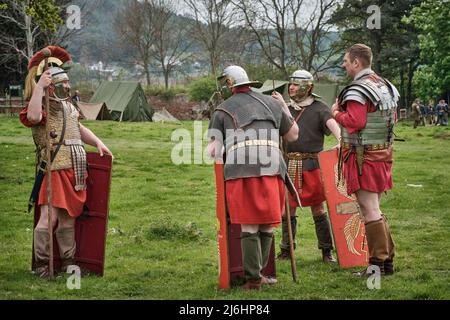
[341,142,392,151]
[287,152,319,160]
[287,152,318,191]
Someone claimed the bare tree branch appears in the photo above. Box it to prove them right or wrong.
[232,0,308,79]
[151,0,195,88]
[291,0,338,76]
[44,0,101,47]
[114,0,155,85]
[115,0,194,88]
[184,0,237,75]
[231,0,338,79]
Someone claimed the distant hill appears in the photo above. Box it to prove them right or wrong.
[67,0,341,75]
[68,0,128,64]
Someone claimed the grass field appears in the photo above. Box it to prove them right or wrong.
[0,115,449,300]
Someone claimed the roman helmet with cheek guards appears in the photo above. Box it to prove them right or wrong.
[48,66,71,101]
[289,69,314,103]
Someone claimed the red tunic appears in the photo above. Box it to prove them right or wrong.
[335,101,393,195]
[225,176,285,225]
[20,107,86,217]
[288,169,325,208]
[221,85,287,225]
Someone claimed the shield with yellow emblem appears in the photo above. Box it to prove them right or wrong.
[319,149,368,268]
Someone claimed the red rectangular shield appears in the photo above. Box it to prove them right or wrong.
[318,149,368,268]
[32,152,112,276]
[214,162,275,289]
[75,152,112,275]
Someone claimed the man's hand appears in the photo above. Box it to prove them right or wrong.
[271,91,284,102]
[271,91,291,116]
[207,139,224,159]
[27,70,53,124]
[36,70,52,90]
[331,99,341,117]
[80,124,113,159]
[96,141,113,159]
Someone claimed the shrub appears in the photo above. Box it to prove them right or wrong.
[244,64,293,82]
[143,85,187,101]
[187,76,218,102]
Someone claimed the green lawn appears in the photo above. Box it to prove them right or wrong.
[0,115,449,299]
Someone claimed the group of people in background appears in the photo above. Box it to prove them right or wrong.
[412,98,449,128]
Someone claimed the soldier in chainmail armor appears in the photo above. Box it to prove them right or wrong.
[207,65,299,290]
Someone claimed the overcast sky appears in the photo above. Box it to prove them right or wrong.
[177,0,340,30]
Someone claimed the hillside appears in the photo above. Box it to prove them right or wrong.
[67,0,341,74]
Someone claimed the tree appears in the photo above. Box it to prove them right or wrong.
[24,0,63,32]
[151,0,194,89]
[404,0,450,100]
[0,0,61,62]
[290,0,339,75]
[114,0,155,85]
[0,0,65,91]
[232,0,339,79]
[115,0,194,88]
[184,0,236,76]
[232,0,295,79]
[331,0,422,108]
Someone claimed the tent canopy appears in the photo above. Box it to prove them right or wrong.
[313,83,345,107]
[254,79,346,107]
[253,80,289,100]
[152,108,180,123]
[89,81,154,121]
[78,102,112,120]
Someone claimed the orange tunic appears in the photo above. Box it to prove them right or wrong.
[20,106,86,217]
[38,169,87,217]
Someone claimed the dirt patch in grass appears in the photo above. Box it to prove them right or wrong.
[433,132,450,140]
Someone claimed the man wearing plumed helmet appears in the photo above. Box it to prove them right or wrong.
[20,46,113,278]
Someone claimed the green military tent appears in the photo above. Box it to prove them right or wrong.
[77,102,113,120]
[313,83,341,107]
[89,81,154,121]
[254,79,346,107]
[253,80,290,100]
